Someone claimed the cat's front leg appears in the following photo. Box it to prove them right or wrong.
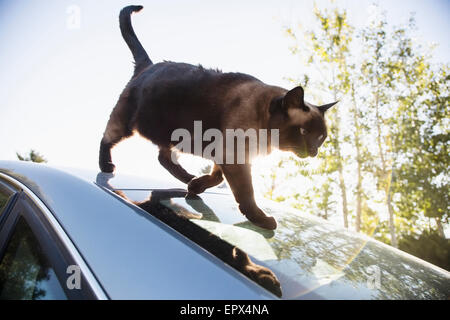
[187,163,223,194]
[220,164,277,230]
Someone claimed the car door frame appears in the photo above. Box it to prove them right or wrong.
[0,173,107,300]
[0,179,19,228]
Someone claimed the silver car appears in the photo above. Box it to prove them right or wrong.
[0,160,449,299]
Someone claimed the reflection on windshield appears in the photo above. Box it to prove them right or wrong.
[96,172,450,300]
[263,203,450,299]
[114,189,282,297]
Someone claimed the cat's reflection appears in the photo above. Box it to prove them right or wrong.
[151,190,220,222]
[95,172,282,297]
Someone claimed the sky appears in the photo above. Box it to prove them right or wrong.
[0,0,449,187]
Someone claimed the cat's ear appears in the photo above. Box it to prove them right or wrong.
[283,86,309,112]
[269,86,308,114]
[318,101,338,113]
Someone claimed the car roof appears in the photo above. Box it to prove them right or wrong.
[0,160,275,299]
[1,160,449,299]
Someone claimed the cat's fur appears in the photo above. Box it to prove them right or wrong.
[99,6,337,230]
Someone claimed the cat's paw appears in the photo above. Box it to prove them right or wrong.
[187,177,207,194]
[240,206,277,230]
[251,215,277,230]
[245,263,282,297]
[100,161,116,173]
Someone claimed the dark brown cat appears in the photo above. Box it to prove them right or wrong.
[99,6,337,230]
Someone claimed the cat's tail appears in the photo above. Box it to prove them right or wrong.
[119,5,152,76]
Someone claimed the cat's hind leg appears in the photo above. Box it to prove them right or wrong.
[187,163,223,194]
[158,147,196,184]
[99,91,134,172]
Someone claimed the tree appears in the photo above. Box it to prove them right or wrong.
[16,150,47,163]
[399,230,450,271]
[277,1,449,264]
[390,44,449,239]
[286,6,353,228]
[360,11,400,247]
[348,76,372,233]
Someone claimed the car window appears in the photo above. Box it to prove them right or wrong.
[0,217,67,300]
[0,184,14,217]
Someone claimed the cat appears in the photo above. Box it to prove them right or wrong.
[99,5,337,230]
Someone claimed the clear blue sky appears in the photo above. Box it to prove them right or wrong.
[0,0,448,180]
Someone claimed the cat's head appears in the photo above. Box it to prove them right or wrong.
[269,86,337,158]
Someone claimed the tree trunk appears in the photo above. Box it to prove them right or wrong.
[356,161,362,232]
[386,170,398,248]
[333,88,350,229]
[339,166,349,228]
[375,88,397,247]
[436,217,445,238]
[352,85,362,232]
[335,130,349,229]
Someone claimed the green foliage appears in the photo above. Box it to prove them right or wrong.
[286,5,355,228]
[16,150,47,163]
[399,230,450,271]
[270,2,449,268]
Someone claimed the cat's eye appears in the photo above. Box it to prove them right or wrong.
[318,134,324,141]
[300,128,308,135]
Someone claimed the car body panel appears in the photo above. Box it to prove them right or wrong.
[0,161,274,299]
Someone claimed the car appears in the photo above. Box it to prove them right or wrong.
[0,160,449,300]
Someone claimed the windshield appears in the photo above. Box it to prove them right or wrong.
[114,188,449,299]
